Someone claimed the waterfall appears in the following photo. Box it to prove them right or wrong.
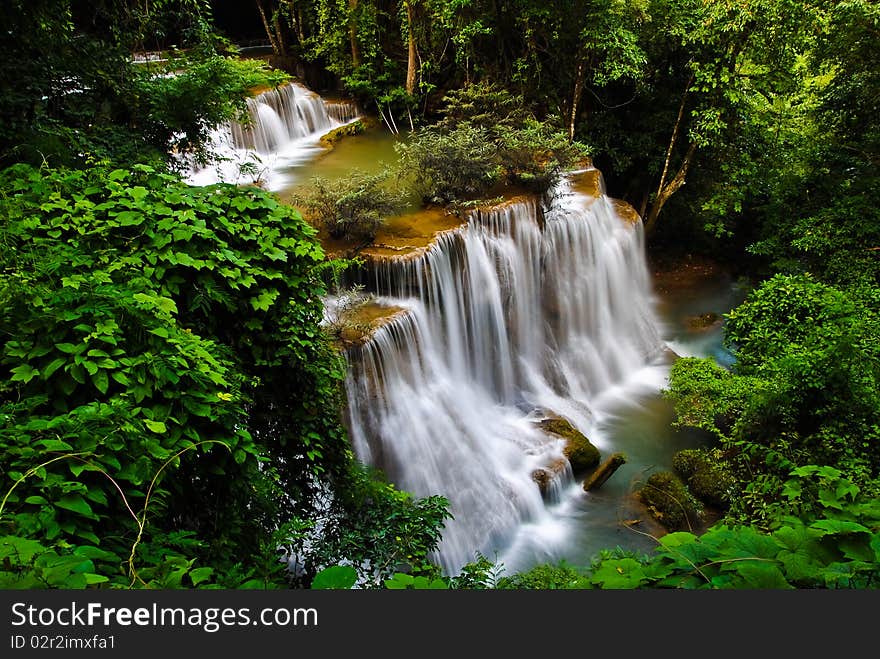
[185,82,358,190]
[344,177,665,574]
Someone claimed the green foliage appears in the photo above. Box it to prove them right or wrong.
[0,163,449,588]
[137,56,291,168]
[310,565,358,589]
[589,466,880,589]
[396,83,589,205]
[496,561,590,590]
[673,448,735,509]
[396,124,501,205]
[291,170,406,242]
[384,573,448,589]
[0,1,264,168]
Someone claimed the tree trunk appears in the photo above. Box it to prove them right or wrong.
[644,76,695,235]
[645,142,696,235]
[256,0,280,55]
[405,1,417,95]
[583,453,627,492]
[569,60,585,142]
[349,0,361,68]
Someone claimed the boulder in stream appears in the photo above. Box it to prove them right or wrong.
[539,417,601,473]
[637,471,703,531]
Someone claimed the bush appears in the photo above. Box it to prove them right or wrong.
[395,125,501,205]
[292,170,406,242]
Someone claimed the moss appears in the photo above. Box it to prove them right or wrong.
[638,471,703,531]
[320,119,366,147]
[539,418,601,473]
[685,312,723,331]
[672,448,735,509]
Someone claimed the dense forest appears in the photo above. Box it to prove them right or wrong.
[0,0,877,589]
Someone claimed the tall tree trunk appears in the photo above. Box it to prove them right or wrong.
[569,60,585,142]
[645,76,695,235]
[256,0,280,55]
[405,1,417,95]
[273,4,287,56]
[645,142,696,235]
[349,0,361,68]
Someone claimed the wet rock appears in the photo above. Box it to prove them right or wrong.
[531,458,569,496]
[684,312,723,332]
[539,418,601,473]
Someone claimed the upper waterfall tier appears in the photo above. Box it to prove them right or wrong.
[185,82,359,190]
[344,173,665,573]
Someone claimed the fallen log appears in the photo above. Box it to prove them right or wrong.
[583,453,627,492]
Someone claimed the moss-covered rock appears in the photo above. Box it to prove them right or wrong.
[637,471,703,531]
[672,448,735,509]
[685,312,723,331]
[539,418,600,473]
[320,119,366,147]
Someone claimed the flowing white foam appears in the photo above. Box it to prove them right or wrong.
[345,177,667,573]
[184,82,358,191]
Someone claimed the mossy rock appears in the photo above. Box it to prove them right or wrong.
[539,418,600,473]
[684,312,723,331]
[320,119,366,147]
[637,471,703,531]
[672,448,734,509]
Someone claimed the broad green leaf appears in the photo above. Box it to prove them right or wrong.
[143,419,167,434]
[56,493,96,518]
[189,567,214,586]
[92,369,109,394]
[811,519,870,537]
[311,565,357,590]
[42,357,67,379]
[590,558,648,589]
[731,562,792,589]
[10,364,39,383]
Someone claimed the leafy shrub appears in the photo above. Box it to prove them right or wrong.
[0,163,448,588]
[395,125,502,205]
[292,170,406,242]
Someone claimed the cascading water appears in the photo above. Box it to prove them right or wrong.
[185,82,358,190]
[344,175,667,574]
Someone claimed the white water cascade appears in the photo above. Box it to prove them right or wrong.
[344,177,667,574]
[186,82,358,190]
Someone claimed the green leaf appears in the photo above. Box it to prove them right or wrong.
[144,419,167,434]
[92,369,109,394]
[56,494,96,519]
[731,562,793,589]
[55,343,80,354]
[42,358,67,379]
[116,210,143,226]
[10,364,39,383]
[311,565,357,589]
[189,567,214,586]
[810,519,870,537]
[250,289,279,312]
[590,559,648,589]
[24,496,48,505]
